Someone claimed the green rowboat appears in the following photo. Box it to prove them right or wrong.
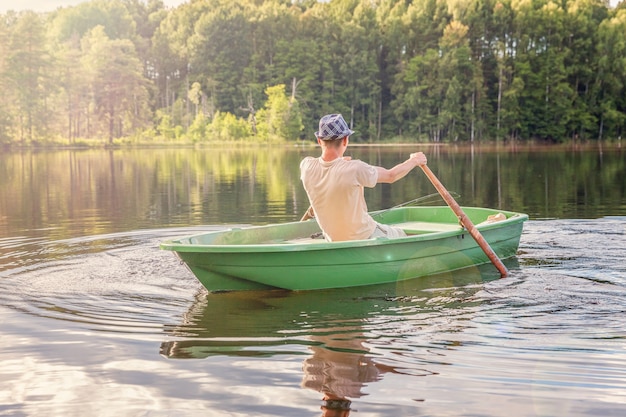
[160,206,527,292]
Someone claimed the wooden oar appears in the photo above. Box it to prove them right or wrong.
[420,164,509,278]
[300,206,315,222]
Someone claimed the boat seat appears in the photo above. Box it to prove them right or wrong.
[394,221,463,234]
[283,222,463,242]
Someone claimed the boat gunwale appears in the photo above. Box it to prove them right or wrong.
[160,209,528,254]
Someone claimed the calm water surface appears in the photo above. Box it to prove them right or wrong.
[0,146,625,416]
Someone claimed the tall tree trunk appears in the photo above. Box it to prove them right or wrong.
[377,100,382,141]
[471,89,476,143]
[108,107,115,144]
[497,65,503,142]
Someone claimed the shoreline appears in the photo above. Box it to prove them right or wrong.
[2,139,622,153]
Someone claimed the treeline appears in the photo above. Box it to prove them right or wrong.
[0,0,625,146]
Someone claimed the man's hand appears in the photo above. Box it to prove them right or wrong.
[410,152,427,166]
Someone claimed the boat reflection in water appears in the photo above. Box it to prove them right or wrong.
[160,263,510,414]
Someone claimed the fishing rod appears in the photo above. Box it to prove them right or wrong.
[371,191,460,219]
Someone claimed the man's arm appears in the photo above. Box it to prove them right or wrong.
[376,152,427,184]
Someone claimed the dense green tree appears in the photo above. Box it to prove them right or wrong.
[447,0,493,142]
[188,0,254,117]
[51,34,91,142]
[48,0,137,42]
[334,0,382,141]
[392,48,441,140]
[81,26,151,143]
[510,1,568,141]
[0,16,11,143]
[4,11,51,144]
[150,0,204,120]
[490,0,518,141]
[390,0,453,139]
[256,84,304,141]
[594,7,626,139]
[561,0,607,140]
[438,21,474,142]
[0,0,625,145]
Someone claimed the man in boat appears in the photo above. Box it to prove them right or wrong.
[300,113,427,242]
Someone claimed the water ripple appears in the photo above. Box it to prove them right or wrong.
[1,220,626,416]
[0,227,219,338]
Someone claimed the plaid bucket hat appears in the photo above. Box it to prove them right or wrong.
[315,114,355,140]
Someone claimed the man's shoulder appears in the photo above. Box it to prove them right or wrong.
[348,159,375,170]
[300,156,317,164]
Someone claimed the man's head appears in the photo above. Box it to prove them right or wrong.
[315,114,354,141]
[320,397,351,417]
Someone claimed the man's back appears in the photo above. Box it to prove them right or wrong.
[300,156,377,241]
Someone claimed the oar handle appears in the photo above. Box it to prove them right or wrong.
[300,206,315,222]
[420,164,509,278]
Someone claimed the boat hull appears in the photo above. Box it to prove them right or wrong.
[161,206,527,292]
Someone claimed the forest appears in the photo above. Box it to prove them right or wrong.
[0,0,625,146]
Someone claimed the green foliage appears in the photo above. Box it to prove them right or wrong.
[48,0,138,46]
[81,26,151,143]
[187,112,208,142]
[0,0,625,146]
[156,110,176,140]
[3,11,51,144]
[207,111,252,141]
[256,84,304,142]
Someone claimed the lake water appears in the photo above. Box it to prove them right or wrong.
[0,145,625,416]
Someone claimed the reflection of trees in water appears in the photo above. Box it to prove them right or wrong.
[1,147,622,240]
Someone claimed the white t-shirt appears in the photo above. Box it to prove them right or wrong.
[300,157,378,241]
